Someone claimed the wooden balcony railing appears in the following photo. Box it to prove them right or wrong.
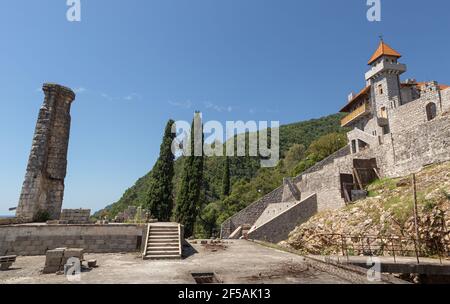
[341,103,371,127]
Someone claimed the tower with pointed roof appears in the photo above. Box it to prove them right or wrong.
[365,40,407,118]
[340,40,449,154]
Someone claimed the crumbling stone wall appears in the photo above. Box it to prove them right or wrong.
[16,84,75,221]
[60,209,91,224]
[0,224,144,256]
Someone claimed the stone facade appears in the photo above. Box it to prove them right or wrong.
[0,224,144,256]
[16,84,76,222]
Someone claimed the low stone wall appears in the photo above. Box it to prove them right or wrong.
[221,147,352,238]
[247,194,317,244]
[220,187,283,239]
[0,224,145,256]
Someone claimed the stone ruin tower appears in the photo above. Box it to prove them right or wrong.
[16,83,76,222]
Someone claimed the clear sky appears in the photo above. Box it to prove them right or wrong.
[1,0,449,215]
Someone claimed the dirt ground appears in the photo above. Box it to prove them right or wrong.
[0,240,352,284]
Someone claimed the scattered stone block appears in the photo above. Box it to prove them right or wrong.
[43,248,84,274]
[87,260,97,268]
[0,255,16,271]
[43,248,65,274]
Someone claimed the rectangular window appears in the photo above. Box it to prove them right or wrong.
[378,84,384,95]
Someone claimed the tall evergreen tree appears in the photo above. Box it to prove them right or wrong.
[222,157,230,197]
[144,119,176,221]
[175,112,204,237]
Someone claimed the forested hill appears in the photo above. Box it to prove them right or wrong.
[95,113,347,235]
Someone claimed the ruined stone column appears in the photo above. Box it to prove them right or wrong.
[16,83,76,222]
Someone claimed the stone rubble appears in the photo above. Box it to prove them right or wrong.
[280,162,450,258]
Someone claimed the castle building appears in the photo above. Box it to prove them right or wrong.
[221,40,450,243]
[340,40,449,154]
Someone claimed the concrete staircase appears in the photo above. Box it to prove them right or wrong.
[143,223,182,260]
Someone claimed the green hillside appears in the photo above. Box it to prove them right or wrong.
[95,113,347,234]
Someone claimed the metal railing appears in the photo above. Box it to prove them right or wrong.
[303,233,449,265]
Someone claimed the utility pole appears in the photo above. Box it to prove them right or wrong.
[412,173,421,257]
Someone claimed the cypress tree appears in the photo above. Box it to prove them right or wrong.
[222,157,230,197]
[175,112,204,237]
[144,119,176,221]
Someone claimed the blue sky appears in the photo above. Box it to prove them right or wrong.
[1,0,449,214]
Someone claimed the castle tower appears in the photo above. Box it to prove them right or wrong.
[365,40,407,117]
[16,84,76,222]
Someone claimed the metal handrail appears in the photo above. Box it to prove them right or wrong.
[301,233,449,265]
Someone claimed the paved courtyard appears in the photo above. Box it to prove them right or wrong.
[0,240,352,284]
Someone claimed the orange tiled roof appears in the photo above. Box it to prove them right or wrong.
[402,82,450,91]
[340,86,371,113]
[368,41,401,65]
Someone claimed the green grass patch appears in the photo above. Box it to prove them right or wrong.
[367,190,379,197]
[368,178,397,192]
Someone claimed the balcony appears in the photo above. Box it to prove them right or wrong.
[365,61,407,81]
[341,103,371,127]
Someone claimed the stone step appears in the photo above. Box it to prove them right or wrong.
[148,243,178,247]
[147,246,179,251]
[147,250,180,255]
[148,240,179,244]
[149,236,179,240]
[143,224,181,260]
[150,228,178,233]
[150,231,179,235]
[150,231,178,234]
[148,242,179,246]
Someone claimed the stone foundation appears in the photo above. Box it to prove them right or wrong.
[0,224,144,256]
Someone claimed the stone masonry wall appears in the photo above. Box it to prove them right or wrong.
[16,84,76,221]
[0,224,144,256]
[220,187,283,238]
[382,115,450,177]
[247,194,317,244]
[60,209,91,224]
[221,146,351,238]
[296,163,346,211]
[389,82,443,134]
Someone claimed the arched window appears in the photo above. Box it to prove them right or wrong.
[426,102,437,121]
